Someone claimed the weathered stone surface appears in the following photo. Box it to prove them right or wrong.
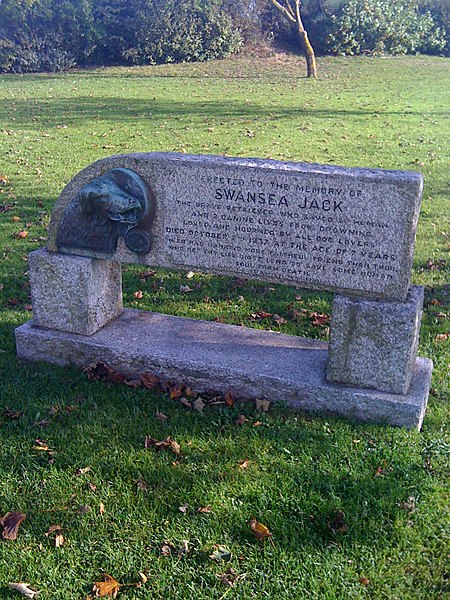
[47,153,423,301]
[29,248,122,335]
[15,309,432,429]
[326,286,424,394]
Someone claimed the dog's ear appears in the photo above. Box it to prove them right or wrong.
[78,186,96,216]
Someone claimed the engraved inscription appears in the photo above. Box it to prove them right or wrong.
[162,165,406,295]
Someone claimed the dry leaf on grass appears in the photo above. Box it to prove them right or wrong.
[155,411,168,422]
[250,519,274,545]
[224,392,235,407]
[99,503,105,515]
[44,524,64,547]
[179,284,193,293]
[133,290,143,299]
[1,512,26,540]
[92,574,120,598]
[8,583,39,598]
[330,510,348,534]
[14,230,29,239]
[75,466,92,476]
[144,435,180,455]
[140,372,160,389]
[210,545,232,561]
[238,459,251,469]
[193,398,205,413]
[234,414,248,426]
[197,506,211,513]
[272,314,287,325]
[310,312,330,326]
[359,577,370,586]
[255,399,270,412]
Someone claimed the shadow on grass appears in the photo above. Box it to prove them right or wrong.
[0,310,434,557]
[1,97,447,132]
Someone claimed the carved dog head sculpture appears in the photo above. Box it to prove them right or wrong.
[56,168,155,255]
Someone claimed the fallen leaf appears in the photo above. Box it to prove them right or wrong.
[12,216,21,222]
[238,459,251,469]
[124,377,142,389]
[133,290,143,299]
[93,574,120,598]
[8,583,39,598]
[272,314,287,325]
[184,387,198,398]
[44,524,62,536]
[75,466,91,475]
[310,312,330,326]
[178,504,188,513]
[210,545,232,561]
[14,230,28,239]
[155,411,168,422]
[140,372,160,389]
[3,407,23,420]
[330,510,347,533]
[435,332,449,341]
[217,567,243,587]
[186,271,195,279]
[234,414,248,426]
[138,269,156,280]
[197,506,211,513]
[138,572,147,584]
[160,542,175,556]
[359,577,370,586]
[253,421,263,427]
[250,518,274,544]
[179,540,189,556]
[180,284,193,293]
[1,512,26,540]
[255,399,270,412]
[179,397,192,408]
[224,392,235,407]
[99,503,105,515]
[169,385,183,400]
[193,398,205,413]
[144,436,180,455]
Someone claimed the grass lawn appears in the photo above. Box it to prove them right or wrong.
[0,55,449,599]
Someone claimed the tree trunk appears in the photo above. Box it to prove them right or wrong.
[298,29,317,78]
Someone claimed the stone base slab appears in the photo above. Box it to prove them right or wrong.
[15,309,432,430]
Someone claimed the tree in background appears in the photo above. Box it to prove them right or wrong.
[269,0,317,77]
[328,0,447,56]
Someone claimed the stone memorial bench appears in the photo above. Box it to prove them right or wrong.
[15,153,433,429]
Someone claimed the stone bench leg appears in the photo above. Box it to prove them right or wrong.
[29,248,122,336]
[326,286,424,395]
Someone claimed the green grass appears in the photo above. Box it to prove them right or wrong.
[0,55,449,599]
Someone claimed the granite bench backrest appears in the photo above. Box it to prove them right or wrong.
[47,152,423,302]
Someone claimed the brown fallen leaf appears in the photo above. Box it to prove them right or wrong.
[75,466,91,476]
[272,314,287,325]
[93,574,120,598]
[3,407,23,420]
[138,269,156,281]
[197,506,211,513]
[178,504,188,513]
[169,385,183,400]
[238,459,251,469]
[133,290,143,299]
[330,510,348,533]
[83,362,123,384]
[234,414,248,426]
[140,372,160,389]
[99,503,105,515]
[359,577,370,586]
[8,583,39,598]
[310,312,330,326]
[179,397,192,408]
[14,230,28,239]
[435,332,449,341]
[155,411,168,422]
[250,519,274,545]
[1,512,26,540]
[184,387,198,399]
[253,421,263,427]
[144,436,180,455]
[217,567,244,587]
[224,392,235,407]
